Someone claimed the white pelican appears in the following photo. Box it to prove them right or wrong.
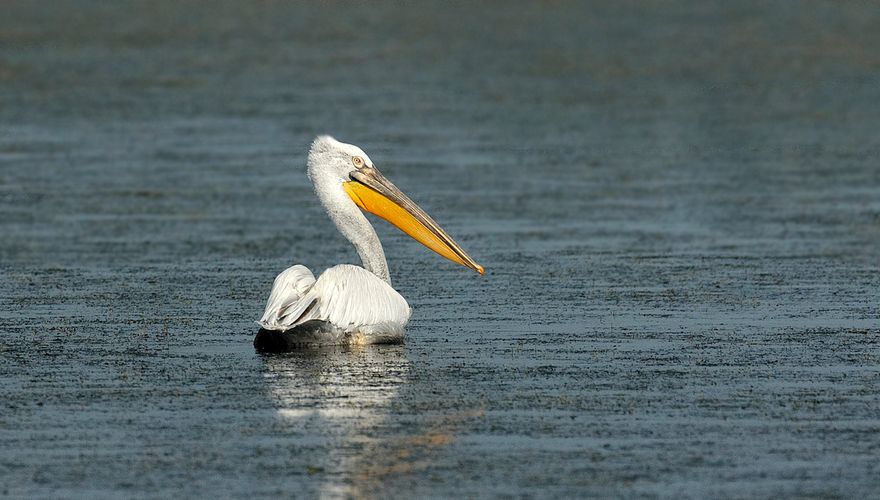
[255,136,483,350]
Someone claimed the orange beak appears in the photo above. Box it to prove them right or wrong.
[343,166,484,275]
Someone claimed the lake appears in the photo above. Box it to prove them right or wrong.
[1,1,879,497]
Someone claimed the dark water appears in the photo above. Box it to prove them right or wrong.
[2,1,879,497]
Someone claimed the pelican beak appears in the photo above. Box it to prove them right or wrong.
[343,166,484,275]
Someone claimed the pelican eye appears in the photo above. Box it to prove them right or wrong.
[352,156,365,168]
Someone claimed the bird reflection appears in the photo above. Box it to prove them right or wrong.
[262,345,409,422]
[260,345,472,497]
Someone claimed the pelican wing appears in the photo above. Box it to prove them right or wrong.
[310,265,411,331]
[258,265,317,329]
[258,264,410,333]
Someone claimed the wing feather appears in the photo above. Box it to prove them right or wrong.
[257,264,410,333]
[258,265,317,329]
[313,265,410,331]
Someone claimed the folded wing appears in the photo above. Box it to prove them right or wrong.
[257,264,410,333]
[258,265,317,329]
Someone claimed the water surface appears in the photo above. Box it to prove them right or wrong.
[1,1,879,497]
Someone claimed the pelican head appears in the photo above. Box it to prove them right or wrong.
[307,135,484,276]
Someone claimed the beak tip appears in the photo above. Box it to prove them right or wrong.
[476,264,485,275]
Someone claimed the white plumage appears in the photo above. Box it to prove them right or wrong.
[258,264,410,342]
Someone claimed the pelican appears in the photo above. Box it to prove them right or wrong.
[255,136,484,350]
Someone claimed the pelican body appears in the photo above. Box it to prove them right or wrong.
[255,136,483,351]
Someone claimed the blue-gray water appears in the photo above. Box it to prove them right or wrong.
[1,1,879,498]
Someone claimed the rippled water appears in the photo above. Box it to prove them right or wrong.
[1,1,879,497]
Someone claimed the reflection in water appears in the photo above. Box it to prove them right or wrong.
[262,345,409,422]
[260,346,477,497]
